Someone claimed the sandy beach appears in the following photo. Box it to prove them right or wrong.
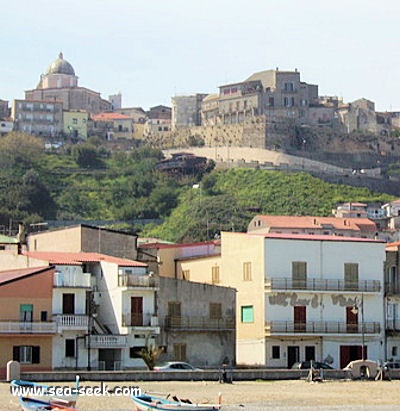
[2,379,400,410]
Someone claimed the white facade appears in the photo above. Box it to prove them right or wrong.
[221,232,386,368]
[264,237,385,369]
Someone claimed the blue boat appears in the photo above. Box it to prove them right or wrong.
[132,393,222,411]
[11,376,79,406]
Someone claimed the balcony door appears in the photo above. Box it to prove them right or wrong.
[62,293,75,315]
[294,306,306,332]
[131,297,143,326]
[344,263,359,291]
[292,262,307,289]
[346,306,358,333]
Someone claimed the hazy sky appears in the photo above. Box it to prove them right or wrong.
[2,0,399,111]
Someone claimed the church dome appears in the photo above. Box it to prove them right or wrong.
[46,52,75,75]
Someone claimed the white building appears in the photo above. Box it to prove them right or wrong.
[220,232,386,368]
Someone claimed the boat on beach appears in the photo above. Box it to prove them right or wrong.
[11,376,79,406]
[131,393,222,411]
[18,396,77,411]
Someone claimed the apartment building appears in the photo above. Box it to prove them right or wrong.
[12,99,63,137]
[0,266,56,379]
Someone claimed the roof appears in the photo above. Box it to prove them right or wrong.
[250,232,385,243]
[0,234,18,244]
[0,266,53,286]
[92,112,132,121]
[28,224,137,238]
[46,52,75,76]
[249,215,377,232]
[140,240,219,250]
[23,251,147,267]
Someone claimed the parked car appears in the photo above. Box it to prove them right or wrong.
[383,361,400,369]
[153,361,203,371]
[291,361,333,370]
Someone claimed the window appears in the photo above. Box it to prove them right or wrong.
[344,263,359,290]
[173,343,186,361]
[130,346,145,358]
[269,97,274,107]
[241,305,254,323]
[13,346,40,364]
[182,270,190,280]
[20,304,33,322]
[392,346,398,357]
[292,262,307,288]
[210,303,222,319]
[65,339,75,358]
[272,346,280,359]
[72,118,78,124]
[211,266,220,283]
[40,311,48,321]
[243,262,252,281]
[284,82,294,92]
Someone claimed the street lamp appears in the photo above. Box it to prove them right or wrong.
[351,293,365,360]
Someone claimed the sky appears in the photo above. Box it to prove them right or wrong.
[1,0,399,112]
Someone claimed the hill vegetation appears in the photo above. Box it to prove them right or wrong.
[0,132,394,241]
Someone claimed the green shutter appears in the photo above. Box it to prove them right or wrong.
[241,306,254,323]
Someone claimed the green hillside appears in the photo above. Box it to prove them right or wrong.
[142,168,394,242]
[0,133,394,241]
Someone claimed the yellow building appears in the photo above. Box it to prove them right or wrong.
[63,110,88,140]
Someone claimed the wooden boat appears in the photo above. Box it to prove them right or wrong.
[18,396,77,411]
[131,393,222,411]
[11,376,79,406]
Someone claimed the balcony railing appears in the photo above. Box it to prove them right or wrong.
[0,321,57,334]
[122,313,159,328]
[87,334,128,348]
[265,321,381,335]
[163,315,235,331]
[265,277,381,293]
[54,314,88,329]
[386,319,400,331]
[118,274,156,288]
[54,272,91,288]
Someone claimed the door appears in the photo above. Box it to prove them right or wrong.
[294,306,306,332]
[340,345,366,368]
[288,346,300,368]
[20,304,33,331]
[130,297,143,326]
[346,306,358,333]
[62,293,75,314]
[305,346,315,361]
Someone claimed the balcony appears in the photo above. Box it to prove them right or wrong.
[118,274,157,288]
[54,314,88,330]
[265,321,381,335]
[0,321,56,334]
[265,277,381,293]
[87,334,128,348]
[54,272,91,288]
[122,313,160,333]
[386,319,400,333]
[163,315,235,331]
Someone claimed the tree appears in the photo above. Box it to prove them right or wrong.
[71,144,104,168]
[139,343,164,370]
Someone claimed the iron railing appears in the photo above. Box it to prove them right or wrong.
[265,320,381,335]
[265,277,381,292]
[163,315,235,330]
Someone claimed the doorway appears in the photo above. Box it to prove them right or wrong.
[287,346,300,368]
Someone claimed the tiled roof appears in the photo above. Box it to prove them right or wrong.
[250,215,376,232]
[140,240,219,249]
[250,232,384,243]
[0,266,53,286]
[92,112,132,121]
[23,251,147,267]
